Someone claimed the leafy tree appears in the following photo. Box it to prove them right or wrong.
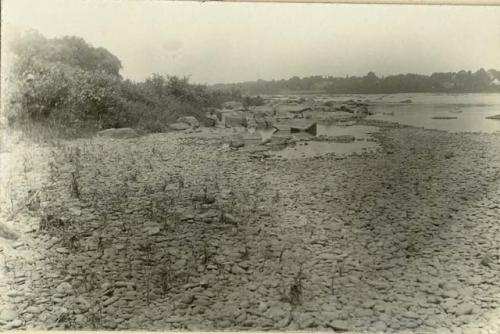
[213,69,500,94]
[10,31,122,77]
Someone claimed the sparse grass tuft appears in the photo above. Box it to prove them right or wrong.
[70,172,80,198]
[288,265,304,306]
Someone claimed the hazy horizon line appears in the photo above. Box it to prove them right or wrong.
[206,68,499,86]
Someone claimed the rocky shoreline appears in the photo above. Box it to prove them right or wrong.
[0,121,499,333]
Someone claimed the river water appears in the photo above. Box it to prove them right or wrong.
[251,93,500,159]
[352,93,500,133]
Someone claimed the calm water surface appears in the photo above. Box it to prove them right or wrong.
[247,93,500,158]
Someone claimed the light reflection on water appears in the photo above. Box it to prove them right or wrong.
[368,104,500,133]
[246,123,380,159]
[269,92,500,133]
[244,93,500,158]
[272,140,379,159]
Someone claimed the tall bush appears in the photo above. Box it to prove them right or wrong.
[5,30,242,138]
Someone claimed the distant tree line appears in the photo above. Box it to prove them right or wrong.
[5,30,239,137]
[212,70,500,95]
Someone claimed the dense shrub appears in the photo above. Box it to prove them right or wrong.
[5,30,241,138]
[7,58,122,135]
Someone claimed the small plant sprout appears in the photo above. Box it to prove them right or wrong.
[70,172,80,198]
[158,266,172,296]
[273,189,280,203]
[337,257,346,277]
[177,176,185,197]
[289,265,305,306]
[97,236,104,255]
[330,272,335,295]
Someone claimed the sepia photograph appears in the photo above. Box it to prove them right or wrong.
[1,0,500,333]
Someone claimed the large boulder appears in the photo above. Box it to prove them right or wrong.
[0,222,19,240]
[275,104,312,115]
[336,105,354,113]
[225,115,247,128]
[222,101,244,110]
[177,116,200,128]
[97,128,139,139]
[254,116,274,128]
[252,105,275,115]
[229,135,245,148]
[169,122,190,131]
[205,117,216,127]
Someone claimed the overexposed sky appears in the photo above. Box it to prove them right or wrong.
[2,0,500,84]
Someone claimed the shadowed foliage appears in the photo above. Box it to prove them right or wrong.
[5,30,239,138]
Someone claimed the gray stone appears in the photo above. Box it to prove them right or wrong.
[362,300,376,309]
[402,311,420,320]
[480,253,495,267]
[74,314,86,326]
[468,276,483,285]
[442,290,459,299]
[358,308,374,317]
[223,213,239,225]
[169,122,190,131]
[0,309,18,322]
[229,137,245,149]
[25,306,42,315]
[427,296,441,304]
[180,294,195,305]
[455,302,475,316]
[177,116,200,128]
[257,302,269,312]
[442,299,459,313]
[55,247,70,254]
[68,207,82,216]
[223,101,244,110]
[0,222,19,240]
[101,281,113,291]
[372,321,387,331]
[326,320,351,332]
[144,222,161,236]
[231,265,246,275]
[265,304,289,322]
[5,319,23,329]
[55,282,72,295]
[103,296,119,307]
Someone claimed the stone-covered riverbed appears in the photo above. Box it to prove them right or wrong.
[0,122,499,333]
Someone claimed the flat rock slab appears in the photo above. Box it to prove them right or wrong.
[0,309,18,322]
[0,222,19,240]
[326,320,351,332]
[169,122,191,131]
[177,116,200,128]
[332,135,356,143]
[97,128,139,139]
